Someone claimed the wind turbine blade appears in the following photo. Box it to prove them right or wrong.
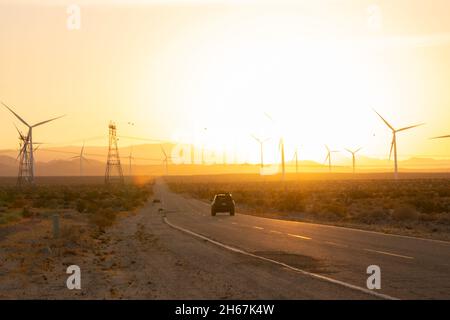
[13,124,25,139]
[17,144,26,160]
[355,147,362,153]
[430,135,450,139]
[324,154,330,163]
[325,145,330,152]
[2,102,30,127]
[396,123,425,132]
[251,134,261,143]
[389,137,395,160]
[373,109,395,131]
[160,144,167,158]
[32,114,66,127]
[264,112,274,122]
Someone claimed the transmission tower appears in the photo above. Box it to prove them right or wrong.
[105,121,124,184]
[17,130,33,186]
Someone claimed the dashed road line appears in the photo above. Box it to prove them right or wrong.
[364,248,414,260]
[288,233,312,240]
[163,216,398,300]
[253,226,264,230]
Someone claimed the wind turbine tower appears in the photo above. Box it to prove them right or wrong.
[345,147,362,174]
[161,145,169,175]
[325,145,339,173]
[279,138,285,180]
[128,145,135,177]
[251,134,269,168]
[293,148,299,174]
[105,121,124,184]
[70,142,89,177]
[374,110,424,180]
[3,102,64,185]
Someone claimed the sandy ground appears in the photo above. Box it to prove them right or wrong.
[0,196,374,299]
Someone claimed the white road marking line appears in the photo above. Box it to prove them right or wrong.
[231,222,238,225]
[164,217,398,300]
[288,233,312,240]
[253,226,264,230]
[269,230,282,234]
[364,248,414,260]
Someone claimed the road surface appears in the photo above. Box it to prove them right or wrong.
[155,180,450,299]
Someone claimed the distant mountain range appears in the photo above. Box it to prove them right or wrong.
[0,143,449,176]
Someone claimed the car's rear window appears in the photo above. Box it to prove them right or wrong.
[216,194,232,200]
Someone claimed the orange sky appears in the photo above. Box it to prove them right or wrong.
[0,0,449,164]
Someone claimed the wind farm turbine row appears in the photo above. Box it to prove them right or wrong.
[2,101,449,183]
[250,109,447,180]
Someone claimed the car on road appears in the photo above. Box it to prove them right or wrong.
[211,193,235,216]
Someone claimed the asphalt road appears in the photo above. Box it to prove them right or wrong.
[155,180,450,300]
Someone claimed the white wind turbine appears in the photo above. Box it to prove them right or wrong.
[160,145,169,175]
[293,148,299,174]
[345,147,362,174]
[251,134,270,168]
[127,145,135,177]
[70,142,89,177]
[3,101,65,183]
[374,110,424,180]
[324,145,339,172]
[264,112,286,180]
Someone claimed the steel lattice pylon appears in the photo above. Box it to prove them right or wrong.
[17,132,34,186]
[105,121,124,184]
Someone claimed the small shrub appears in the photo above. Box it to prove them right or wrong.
[89,208,117,231]
[76,200,86,213]
[21,207,33,218]
[392,204,419,221]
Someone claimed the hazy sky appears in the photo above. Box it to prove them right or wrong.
[1,0,449,163]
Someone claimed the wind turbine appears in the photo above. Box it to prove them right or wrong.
[345,147,362,174]
[293,147,299,174]
[127,145,135,177]
[160,145,169,175]
[3,102,65,184]
[279,137,285,180]
[251,134,270,168]
[264,112,286,179]
[324,145,339,172]
[70,142,89,177]
[374,110,424,180]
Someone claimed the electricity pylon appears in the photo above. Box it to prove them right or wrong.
[105,121,124,184]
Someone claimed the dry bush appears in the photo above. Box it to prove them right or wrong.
[392,204,419,221]
[88,208,117,231]
[21,206,33,218]
[356,207,389,224]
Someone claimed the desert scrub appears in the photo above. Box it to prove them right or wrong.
[0,182,153,225]
[89,208,117,231]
